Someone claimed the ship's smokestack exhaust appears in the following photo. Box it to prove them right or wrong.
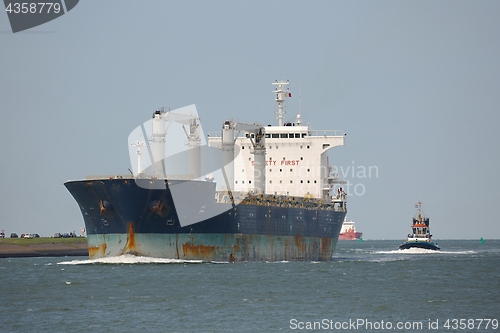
[151,109,167,177]
[221,121,235,191]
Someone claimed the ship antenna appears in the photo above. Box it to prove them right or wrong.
[298,83,301,115]
[417,201,422,222]
[272,80,291,126]
[131,140,146,175]
[297,83,302,125]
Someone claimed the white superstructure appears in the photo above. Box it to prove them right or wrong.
[208,80,346,201]
[340,219,357,233]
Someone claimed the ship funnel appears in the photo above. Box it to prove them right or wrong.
[221,121,235,191]
[151,108,167,177]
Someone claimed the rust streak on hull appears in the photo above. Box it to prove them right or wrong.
[182,243,217,260]
[88,243,107,258]
[86,233,339,261]
[123,222,139,255]
[320,237,333,261]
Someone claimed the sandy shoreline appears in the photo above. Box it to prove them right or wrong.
[0,242,88,258]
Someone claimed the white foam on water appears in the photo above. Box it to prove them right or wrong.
[374,248,475,255]
[57,254,203,265]
[432,250,475,254]
[209,261,230,264]
[367,257,408,263]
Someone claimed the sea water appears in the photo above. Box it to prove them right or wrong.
[1,240,499,332]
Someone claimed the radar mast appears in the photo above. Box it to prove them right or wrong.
[272,80,291,126]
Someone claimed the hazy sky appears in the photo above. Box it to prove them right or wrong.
[1,1,499,239]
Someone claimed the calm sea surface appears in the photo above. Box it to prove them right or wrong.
[1,240,499,332]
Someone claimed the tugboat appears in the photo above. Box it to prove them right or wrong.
[399,202,440,251]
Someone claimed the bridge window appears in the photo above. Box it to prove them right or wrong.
[302,133,306,138]
[272,134,279,138]
[280,133,288,138]
[295,133,301,138]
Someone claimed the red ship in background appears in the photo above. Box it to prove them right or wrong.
[338,218,363,240]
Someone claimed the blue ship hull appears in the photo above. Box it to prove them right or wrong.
[65,178,346,261]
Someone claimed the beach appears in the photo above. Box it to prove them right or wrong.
[0,238,88,258]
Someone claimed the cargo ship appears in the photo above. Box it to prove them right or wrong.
[338,217,362,240]
[64,81,348,261]
[399,202,440,251]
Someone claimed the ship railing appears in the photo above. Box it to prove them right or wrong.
[209,131,267,138]
[330,192,347,212]
[215,190,343,211]
[208,131,251,138]
[207,131,258,138]
[207,129,345,138]
[406,237,431,242]
[208,131,221,138]
[323,181,347,189]
[332,192,347,201]
[86,174,132,180]
[85,174,197,180]
[308,130,345,137]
